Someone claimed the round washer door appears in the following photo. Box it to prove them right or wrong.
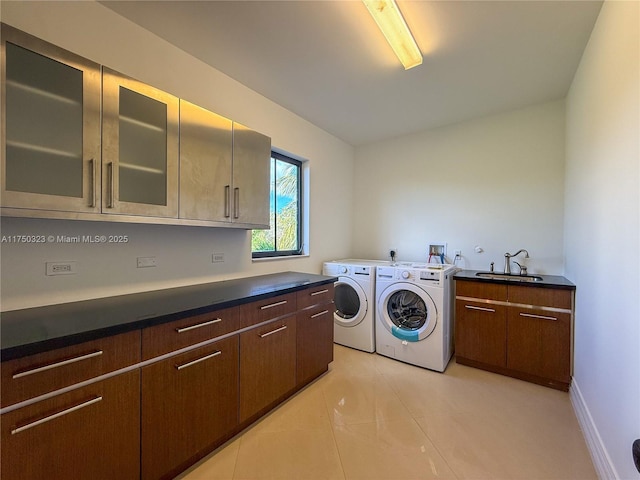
[333,276,368,327]
[378,282,437,342]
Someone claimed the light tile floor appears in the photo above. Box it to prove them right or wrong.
[177,345,597,480]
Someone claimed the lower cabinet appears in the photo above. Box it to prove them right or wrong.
[1,283,336,479]
[0,370,140,480]
[296,304,334,385]
[141,336,239,480]
[506,307,571,384]
[239,316,297,423]
[455,279,574,390]
[455,299,507,367]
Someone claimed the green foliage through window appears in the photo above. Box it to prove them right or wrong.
[252,152,302,257]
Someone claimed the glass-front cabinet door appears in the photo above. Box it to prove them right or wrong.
[1,24,101,213]
[102,67,178,218]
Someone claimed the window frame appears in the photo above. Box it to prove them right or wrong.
[251,151,303,259]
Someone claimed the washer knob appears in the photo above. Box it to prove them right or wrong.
[340,266,348,274]
[401,270,410,279]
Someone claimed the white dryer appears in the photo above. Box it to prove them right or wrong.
[322,259,390,353]
[375,263,457,371]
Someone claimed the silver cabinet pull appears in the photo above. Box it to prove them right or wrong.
[311,289,329,296]
[310,310,329,319]
[89,158,96,207]
[259,325,288,338]
[175,350,222,370]
[464,305,496,313]
[13,350,103,379]
[233,187,240,219]
[519,312,558,321]
[11,396,103,435]
[260,300,287,310]
[107,162,114,208]
[224,185,230,218]
[176,318,222,333]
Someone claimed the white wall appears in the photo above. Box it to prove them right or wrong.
[352,100,566,274]
[564,1,640,478]
[0,1,354,310]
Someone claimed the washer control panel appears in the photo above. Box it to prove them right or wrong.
[384,264,457,286]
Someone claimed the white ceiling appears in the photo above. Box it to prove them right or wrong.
[100,0,603,146]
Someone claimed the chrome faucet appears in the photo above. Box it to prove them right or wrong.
[504,249,529,274]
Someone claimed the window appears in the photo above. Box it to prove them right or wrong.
[252,152,302,258]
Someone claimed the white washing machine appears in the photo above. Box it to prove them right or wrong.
[375,263,457,371]
[322,259,390,353]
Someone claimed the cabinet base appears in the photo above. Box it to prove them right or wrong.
[455,356,570,392]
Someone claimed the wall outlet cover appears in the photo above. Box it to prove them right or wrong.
[46,261,78,276]
[137,256,157,268]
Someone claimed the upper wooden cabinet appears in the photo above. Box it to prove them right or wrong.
[1,24,270,228]
[102,67,179,218]
[1,24,101,213]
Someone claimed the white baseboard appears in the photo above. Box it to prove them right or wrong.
[570,379,619,479]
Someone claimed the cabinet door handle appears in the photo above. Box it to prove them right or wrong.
[233,187,240,219]
[175,350,222,370]
[89,158,96,207]
[175,318,222,333]
[12,350,103,379]
[259,325,288,338]
[107,162,115,208]
[11,396,103,435]
[224,185,231,218]
[311,289,329,296]
[464,305,495,313]
[310,310,329,319]
[260,300,287,310]
[519,312,558,321]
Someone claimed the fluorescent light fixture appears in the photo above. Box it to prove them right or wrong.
[363,0,422,70]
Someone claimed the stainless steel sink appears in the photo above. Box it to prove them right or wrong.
[475,272,544,282]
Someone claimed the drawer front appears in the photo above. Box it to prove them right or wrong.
[1,330,140,408]
[1,370,140,480]
[296,283,335,310]
[456,280,508,301]
[142,306,239,360]
[238,292,297,329]
[508,285,572,309]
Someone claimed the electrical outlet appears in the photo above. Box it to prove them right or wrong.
[212,253,225,263]
[46,261,77,276]
[454,250,462,257]
[137,256,157,268]
[389,248,397,260]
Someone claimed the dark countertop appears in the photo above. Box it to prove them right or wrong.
[1,272,337,361]
[453,269,575,289]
